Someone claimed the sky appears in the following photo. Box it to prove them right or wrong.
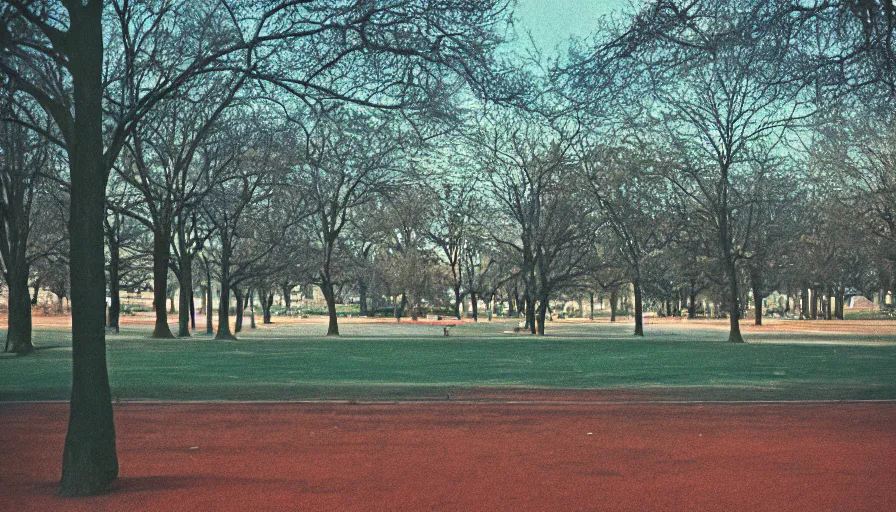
[511,0,638,55]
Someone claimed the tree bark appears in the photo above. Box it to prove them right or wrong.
[176,242,192,337]
[189,288,196,330]
[249,290,256,329]
[59,4,119,495]
[688,285,697,319]
[233,288,244,333]
[836,285,845,320]
[752,279,762,327]
[321,280,339,335]
[470,292,478,322]
[215,238,235,340]
[358,280,368,316]
[633,280,643,336]
[107,225,120,333]
[281,283,292,311]
[811,288,818,320]
[5,253,34,354]
[205,264,214,335]
[536,294,549,335]
[723,258,743,342]
[800,288,809,320]
[151,227,174,338]
[610,289,618,323]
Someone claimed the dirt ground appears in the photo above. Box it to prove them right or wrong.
[17,310,896,336]
[1,401,893,511]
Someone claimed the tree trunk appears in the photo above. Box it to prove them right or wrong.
[58,6,119,495]
[633,280,643,336]
[321,280,339,335]
[752,279,762,327]
[800,288,809,320]
[281,283,292,311]
[205,264,214,335]
[688,285,697,319]
[215,238,235,340]
[536,294,549,335]
[30,280,40,305]
[470,292,478,322]
[453,284,463,320]
[526,292,537,334]
[359,280,368,316]
[249,290,256,329]
[5,252,34,354]
[107,228,120,333]
[233,288,244,333]
[811,288,818,320]
[836,285,845,320]
[610,289,618,323]
[190,288,196,330]
[176,244,192,337]
[215,280,234,340]
[151,227,174,338]
[260,290,273,324]
[723,258,743,343]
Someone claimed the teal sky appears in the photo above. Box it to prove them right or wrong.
[512,0,638,54]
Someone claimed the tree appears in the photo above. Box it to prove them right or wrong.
[476,109,593,334]
[615,0,818,342]
[579,143,671,336]
[0,89,57,353]
[297,107,410,335]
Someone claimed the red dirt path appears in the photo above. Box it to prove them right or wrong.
[1,402,894,511]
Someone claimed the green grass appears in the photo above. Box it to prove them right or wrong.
[1,320,894,401]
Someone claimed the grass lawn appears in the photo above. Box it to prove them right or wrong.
[1,319,894,401]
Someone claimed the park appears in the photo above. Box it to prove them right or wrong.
[1,0,895,510]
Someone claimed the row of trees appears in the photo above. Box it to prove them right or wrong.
[1,0,892,498]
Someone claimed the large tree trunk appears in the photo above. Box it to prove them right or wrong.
[151,227,174,338]
[5,250,34,354]
[321,280,339,336]
[470,292,478,322]
[633,280,644,336]
[453,283,463,320]
[589,292,594,320]
[59,6,119,495]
